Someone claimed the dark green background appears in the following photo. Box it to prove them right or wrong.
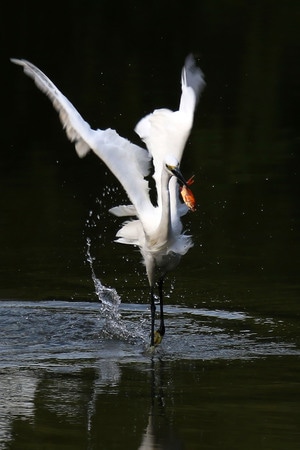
[2,0,299,304]
[1,2,300,449]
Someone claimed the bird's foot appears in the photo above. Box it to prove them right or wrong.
[146,345,157,355]
[147,324,165,352]
[153,330,163,346]
[146,334,163,355]
[153,325,165,346]
[146,332,164,355]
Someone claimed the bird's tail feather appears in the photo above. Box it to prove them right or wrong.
[114,220,143,246]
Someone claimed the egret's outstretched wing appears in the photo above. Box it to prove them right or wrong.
[11,59,92,158]
[11,58,153,218]
[179,53,205,113]
[135,54,205,206]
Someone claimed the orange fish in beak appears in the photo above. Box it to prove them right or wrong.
[180,175,196,212]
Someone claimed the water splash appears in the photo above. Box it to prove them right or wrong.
[86,238,121,314]
[86,238,146,344]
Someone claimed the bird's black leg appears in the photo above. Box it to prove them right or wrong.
[156,276,165,340]
[150,286,156,347]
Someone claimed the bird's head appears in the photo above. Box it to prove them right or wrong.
[164,155,188,187]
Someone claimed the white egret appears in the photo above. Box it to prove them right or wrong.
[11,55,205,347]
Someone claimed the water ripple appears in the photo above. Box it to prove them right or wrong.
[0,299,299,370]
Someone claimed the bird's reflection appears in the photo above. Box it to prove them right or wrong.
[0,358,183,449]
[138,359,183,450]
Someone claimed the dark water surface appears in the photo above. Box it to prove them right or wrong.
[0,298,299,450]
[2,1,300,448]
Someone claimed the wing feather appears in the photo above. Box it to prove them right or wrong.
[135,54,205,208]
[11,58,154,221]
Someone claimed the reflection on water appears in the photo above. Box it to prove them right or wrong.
[0,298,299,449]
[138,360,182,450]
[0,370,37,449]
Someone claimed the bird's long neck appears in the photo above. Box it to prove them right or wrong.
[157,168,172,242]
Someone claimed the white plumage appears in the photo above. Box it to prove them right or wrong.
[11,54,205,346]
